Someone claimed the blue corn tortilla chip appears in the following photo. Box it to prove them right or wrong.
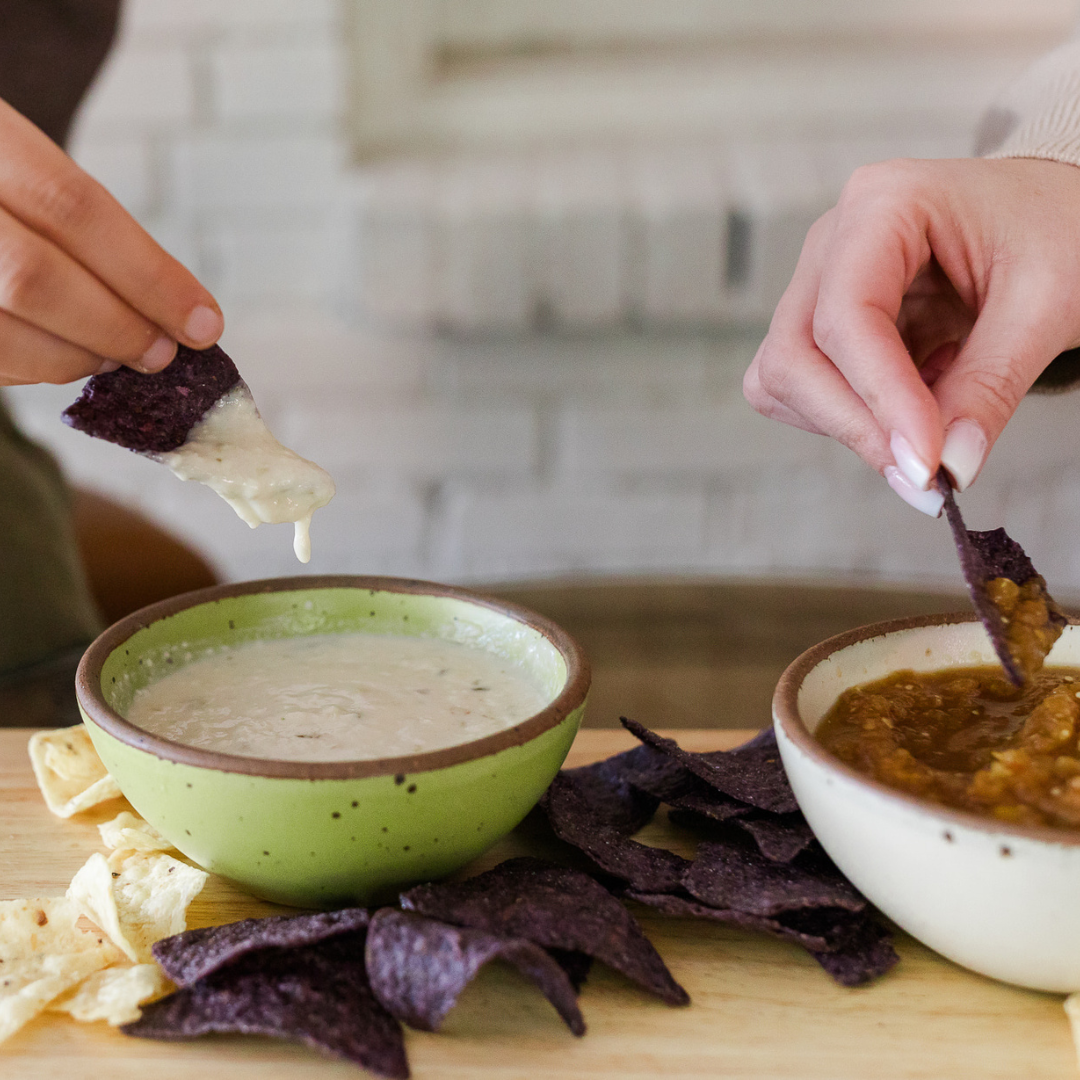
[365,909,585,1036]
[625,890,836,952]
[546,947,593,991]
[935,469,1065,684]
[400,857,689,1007]
[682,839,866,918]
[540,772,690,893]
[152,907,370,987]
[62,343,241,454]
[621,718,799,814]
[734,814,818,864]
[669,807,818,864]
[583,742,698,804]
[562,750,662,834]
[628,891,896,987]
[806,916,899,987]
[666,786,755,824]
[124,931,408,1079]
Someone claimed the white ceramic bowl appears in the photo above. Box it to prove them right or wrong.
[774,612,1080,992]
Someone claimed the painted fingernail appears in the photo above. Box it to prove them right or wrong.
[885,465,945,517]
[184,305,224,344]
[95,360,121,374]
[139,335,177,373]
[940,419,987,492]
[889,431,932,491]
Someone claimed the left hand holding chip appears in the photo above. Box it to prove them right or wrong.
[0,98,223,387]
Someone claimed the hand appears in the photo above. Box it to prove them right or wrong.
[743,157,1080,514]
[0,98,222,386]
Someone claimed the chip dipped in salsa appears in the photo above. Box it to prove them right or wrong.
[816,665,1080,829]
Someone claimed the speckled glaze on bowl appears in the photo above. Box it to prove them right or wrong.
[774,613,1080,992]
[76,576,589,909]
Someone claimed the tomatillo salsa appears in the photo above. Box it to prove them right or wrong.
[816,666,1080,829]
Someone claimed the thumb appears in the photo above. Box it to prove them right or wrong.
[931,278,1068,490]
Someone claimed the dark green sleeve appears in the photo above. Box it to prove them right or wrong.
[0,393,102,677]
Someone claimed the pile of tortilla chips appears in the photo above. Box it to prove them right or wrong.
[9,720,905,1077]
[2,727,207,1045]
[540,718,898,987]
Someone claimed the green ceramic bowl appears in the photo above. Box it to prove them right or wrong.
[75,576,589,908]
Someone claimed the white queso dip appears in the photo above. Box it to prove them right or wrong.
[124,633,550,762]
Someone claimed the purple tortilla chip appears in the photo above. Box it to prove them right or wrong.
[62,343,241,454]
[540,772,690,892]
[625,890,834,952]
[546,947,593,991]
[562,752,661,834]
[666,785,755,824]
[365,909,585,1036]
[935,469,1065,685]
[733,814,819,864]
[401,857,689,1007]
[683,839,865,918]
[807,916,899,987]
[621,719,798,814]
[590,742,699,804]
[152,907,370,987]
[123,932,408,1079]
[626,894,896,987]
[669,807,817,863]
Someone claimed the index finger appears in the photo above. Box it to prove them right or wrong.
[0,100,223,349]
[811,166,945,487]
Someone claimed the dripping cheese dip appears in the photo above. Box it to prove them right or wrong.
[124,632,550,762]
[158,383,335,563]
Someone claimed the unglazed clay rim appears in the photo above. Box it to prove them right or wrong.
[774,611,1080,848]
[77,575,591,780]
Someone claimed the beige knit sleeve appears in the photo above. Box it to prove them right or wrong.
[978,37,1080,165]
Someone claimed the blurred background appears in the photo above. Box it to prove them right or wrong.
[7,0,1080,726]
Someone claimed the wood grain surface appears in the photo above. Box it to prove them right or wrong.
[1,727,1077,1080]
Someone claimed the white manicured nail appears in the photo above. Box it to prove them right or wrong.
[95,360,120,374]
[940,419,987,492]
[885,466,945,517]
[889,431,932,491]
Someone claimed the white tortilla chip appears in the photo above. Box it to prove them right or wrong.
[48,963,169,1025]
[28,726,122,818]
[98,811,174,855]
[67,851,208,963]
[0,897,124,1043]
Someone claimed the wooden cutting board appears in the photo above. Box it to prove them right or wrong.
[1,727,1076,1079]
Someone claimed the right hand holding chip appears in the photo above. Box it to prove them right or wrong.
[0,98,223,387]
[743,157,1080,515]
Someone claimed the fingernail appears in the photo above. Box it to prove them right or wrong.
[885,465,945,517]
[184,305,224,344]
[95,360,120,374]
[139,335,177,373]
[889,431,932,490]
[940,419,987,492]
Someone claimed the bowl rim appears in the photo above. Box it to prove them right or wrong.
[76,574,591,780]
[773,610,1080,848]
